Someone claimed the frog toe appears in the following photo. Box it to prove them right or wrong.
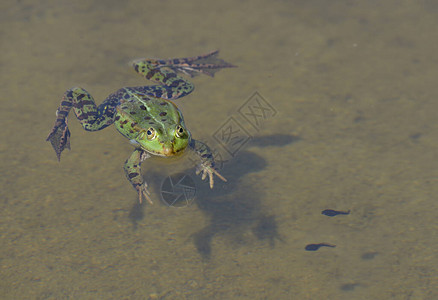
[208,168,227,189]
[138,183,153,205]
[196,164,226,189]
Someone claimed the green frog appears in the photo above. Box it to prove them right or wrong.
[47,51,235,204]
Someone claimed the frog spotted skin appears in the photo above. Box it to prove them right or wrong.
[47,51,235,204]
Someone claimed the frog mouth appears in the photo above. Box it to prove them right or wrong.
[161,147,175,156]
[150,146,184,157]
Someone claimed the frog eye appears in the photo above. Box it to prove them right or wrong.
[146,128,156,140]
[175,125,185,138]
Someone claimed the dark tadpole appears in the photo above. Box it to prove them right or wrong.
[321,209,350,217]
[305,243,336,251]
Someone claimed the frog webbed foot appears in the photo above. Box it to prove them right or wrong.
[168,50,237,77]
[46,115,71,161]
[196,162,227,189]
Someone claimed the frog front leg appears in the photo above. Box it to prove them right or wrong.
[124,148,153,204]
[189,139,227,188]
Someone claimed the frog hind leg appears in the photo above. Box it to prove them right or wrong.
[46,114,71,161]
[131,61,195,100]
[46,87,119,160]
[132,50,236,100]
[124,149,152,204]
[189,139,227,188]
[166,50,237,77]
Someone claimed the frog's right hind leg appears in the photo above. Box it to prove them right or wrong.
[46,87,117,161]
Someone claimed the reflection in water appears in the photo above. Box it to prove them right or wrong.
[193,151,267,259]
[128,201,144,230]
[192,134,297,258]
[252,214,284,247]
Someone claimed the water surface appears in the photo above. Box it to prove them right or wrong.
[1,0,438,299]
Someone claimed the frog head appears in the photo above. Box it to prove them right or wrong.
[114,96,192,157]
[135,123,191,157]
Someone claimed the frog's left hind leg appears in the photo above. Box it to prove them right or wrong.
[46,87,118,160]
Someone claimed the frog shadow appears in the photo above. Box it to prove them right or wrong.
[127,133,298,258]
[190,133,298,259]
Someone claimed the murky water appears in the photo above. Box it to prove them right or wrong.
[1,0,438,299]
